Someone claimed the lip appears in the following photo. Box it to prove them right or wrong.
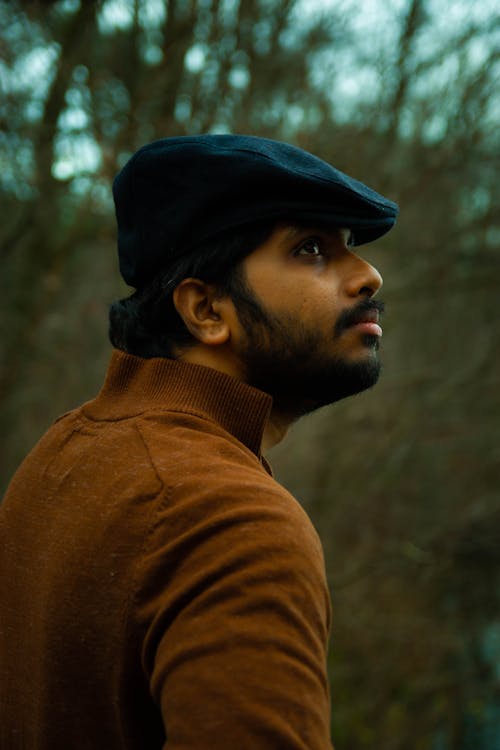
[355,308,380,324]
[346,307,382,337]
[352,321,383,337]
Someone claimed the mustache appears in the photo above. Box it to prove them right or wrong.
[334,298,385,336]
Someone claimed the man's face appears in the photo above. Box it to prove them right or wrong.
[228,223,384,418]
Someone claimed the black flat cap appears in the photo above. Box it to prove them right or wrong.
[113,134,399,288]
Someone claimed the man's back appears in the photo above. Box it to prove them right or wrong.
[0,351,332,749]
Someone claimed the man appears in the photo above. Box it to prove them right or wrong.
[0,135,398,749]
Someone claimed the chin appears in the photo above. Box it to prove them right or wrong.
[277,356,382,418]
[350,334,381,354]
[343,344,381,369]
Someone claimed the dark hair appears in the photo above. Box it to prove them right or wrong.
[108,221,275,358]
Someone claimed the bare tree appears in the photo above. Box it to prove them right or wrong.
[1,1,499,747]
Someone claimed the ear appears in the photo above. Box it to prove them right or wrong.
[173,278,231,346]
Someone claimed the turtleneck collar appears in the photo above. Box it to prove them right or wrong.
[83,349,274,459]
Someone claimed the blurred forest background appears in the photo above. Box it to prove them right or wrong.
[1,0,499,747]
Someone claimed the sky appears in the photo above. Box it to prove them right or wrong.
[1,0,498,192]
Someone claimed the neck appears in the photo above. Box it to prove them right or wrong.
[261,410,292,452]
[175,345,293,454]
[175,344,243,381]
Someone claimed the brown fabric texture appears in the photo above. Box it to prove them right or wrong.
[0,350,333,749]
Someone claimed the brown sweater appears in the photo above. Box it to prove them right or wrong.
[0,350,333,749]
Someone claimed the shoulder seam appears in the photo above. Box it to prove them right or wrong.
[119,422,172,680]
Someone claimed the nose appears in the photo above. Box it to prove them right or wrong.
[344,251,383,298]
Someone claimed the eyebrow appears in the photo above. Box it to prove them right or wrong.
[284,226,307,241]
[283,224,353,246]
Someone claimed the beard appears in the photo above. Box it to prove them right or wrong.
[229,271,383,420]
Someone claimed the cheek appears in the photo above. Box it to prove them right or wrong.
[244,256,344,325]
[293,287,343,328]
[258,275,341,316]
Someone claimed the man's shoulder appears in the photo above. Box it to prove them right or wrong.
[134,408,266,480]
[133,411,324,563]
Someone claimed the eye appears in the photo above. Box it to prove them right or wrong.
[294,238,324,258]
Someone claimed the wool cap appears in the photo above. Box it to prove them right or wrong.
[113,134,399,289]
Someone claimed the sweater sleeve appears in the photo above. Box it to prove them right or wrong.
[133,472,333,750]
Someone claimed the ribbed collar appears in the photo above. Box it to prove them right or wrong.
[83,349,273,459]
